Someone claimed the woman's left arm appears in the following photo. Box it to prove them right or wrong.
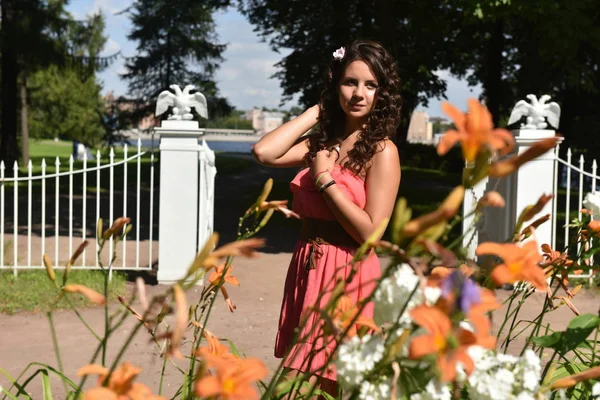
[320,140,401,243]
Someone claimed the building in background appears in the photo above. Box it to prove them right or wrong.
[244,108,285,135]
[407,111,433,144]
[104,92,156,130]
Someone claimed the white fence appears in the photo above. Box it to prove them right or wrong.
[554,143,598,279]
[0,139,157,276]
[464,133,597,281]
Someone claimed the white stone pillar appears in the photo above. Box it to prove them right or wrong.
[156,120,204,284]
[511,129,562,247]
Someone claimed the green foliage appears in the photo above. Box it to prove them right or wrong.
[123,0,233,121]
[532,314,600,354]
[27,65,105,146]
[0,270,126,314]
[401,142,464,173]
[238,0,455,135]
[205,114,254,130]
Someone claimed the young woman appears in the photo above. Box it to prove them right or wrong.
[252,39,402,395]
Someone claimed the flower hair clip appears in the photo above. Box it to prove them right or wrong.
[332,47,345,61]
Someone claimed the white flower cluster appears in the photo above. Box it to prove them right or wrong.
[357,377,393,400]
[335,334,385,391]
[373,264,440,326]
[411,380,452,400]
[463,346,542,400]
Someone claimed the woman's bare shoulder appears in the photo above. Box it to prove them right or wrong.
[373,139,399,163]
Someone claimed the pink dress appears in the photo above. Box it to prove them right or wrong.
[274,164,381,380]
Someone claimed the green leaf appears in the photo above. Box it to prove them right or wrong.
[533,314,600,354]
[562,314,600,353]
[531,331,562,348]
[549,362,587,384]
[41,370,53,400]
[0,386,20,400]
[225,338,245,358]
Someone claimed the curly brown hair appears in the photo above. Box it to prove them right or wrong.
[309,40,402,175]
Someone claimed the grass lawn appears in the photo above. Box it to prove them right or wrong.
[0,269,126,314]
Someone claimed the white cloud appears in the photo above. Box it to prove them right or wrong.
[74,2,479,113]
[101,38,121,56]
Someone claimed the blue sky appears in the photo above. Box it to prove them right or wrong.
[68,0,481,117]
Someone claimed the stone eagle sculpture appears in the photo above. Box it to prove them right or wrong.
[507,94,561,130]
[155,84,208,120]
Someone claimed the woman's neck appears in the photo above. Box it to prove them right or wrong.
[341,117,365,140]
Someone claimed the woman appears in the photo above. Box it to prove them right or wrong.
[252,40,402,394]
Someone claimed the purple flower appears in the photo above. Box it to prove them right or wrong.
[441,270,481,313]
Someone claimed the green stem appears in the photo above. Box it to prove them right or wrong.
[47,312,68,395]
[502,289,531,352]
[592,327,600,365]
[103,321,144,385]
[158,340,169,396]
[64,297,101,341]
[102,268,109,365]
[541,350,558,382]
[496,291,519,340]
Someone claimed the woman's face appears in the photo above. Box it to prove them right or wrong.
[338,60,378,121]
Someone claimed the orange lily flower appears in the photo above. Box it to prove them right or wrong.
[489,137,560,177]
[551,365,600,389]
[518,194,554,226]
[197,330,237,359]
[403,186,465,237]
[202,238,265,270]
[103,217,131,240]
[78,362,165,400]
[195,355,268,400]
[519,214,550,240]
[63,284,106,305]
[258,200,301,219]
[540,243,582,297]
[437,99,514,162]
[408,305,494,382]
[324,294,380,338]
[208,263,240,286]
[426,267,499,339]
[476,240,547,290]
[477,191,505,209]
[467,288,501,341]
[588,220,600,234]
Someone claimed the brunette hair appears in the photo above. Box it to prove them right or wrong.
[310,40,402,174]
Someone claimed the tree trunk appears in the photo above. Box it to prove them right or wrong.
[482,19,504,126]
[1,0,20,167]
[20,75,29,165]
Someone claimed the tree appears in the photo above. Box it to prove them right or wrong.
[26,13,110,149]
[238,0,458,141]
[445,0,600,151]
[27,65,105,146]
[0,1,117,166]
[122,0,232,123]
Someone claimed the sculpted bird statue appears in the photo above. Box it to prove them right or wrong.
[155,84,208,120]
[507,94,561,130]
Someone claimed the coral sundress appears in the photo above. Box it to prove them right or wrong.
[274,164,381,380]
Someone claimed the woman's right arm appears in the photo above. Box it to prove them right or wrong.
[251,105,319,168]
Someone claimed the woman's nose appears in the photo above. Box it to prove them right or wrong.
[353,85,365,99]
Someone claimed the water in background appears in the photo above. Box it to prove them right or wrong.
[131,139,253,154]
